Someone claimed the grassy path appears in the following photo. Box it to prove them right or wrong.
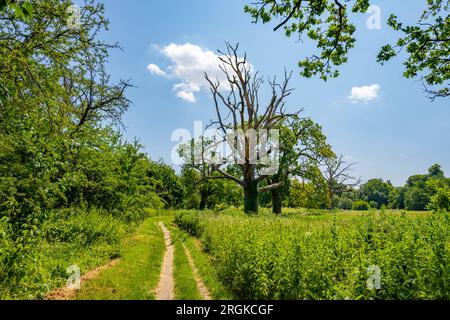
[155,222,175,300]
[66,215,228,300]
[74,216,170,300]
[170,225,233,300]
[182,243,212,300]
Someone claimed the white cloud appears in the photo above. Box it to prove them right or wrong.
[349,84,380,103]
[176,90,196,103]
[149,43,249,103]
[147,64,167,77]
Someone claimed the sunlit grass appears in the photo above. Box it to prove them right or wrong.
[75,216,171,300]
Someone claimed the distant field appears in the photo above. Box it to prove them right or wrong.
[254,207,429,217]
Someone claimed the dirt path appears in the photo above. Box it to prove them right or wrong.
[155,222,175,300]
[182,243,212,300]
[46,259,120,300]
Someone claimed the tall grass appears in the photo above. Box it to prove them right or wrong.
[0,207,160,300]
[175,210,450,300]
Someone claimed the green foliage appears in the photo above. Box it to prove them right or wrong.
[175,211,204,237]
[177,210,450,299]
[377,2,450,99]
[147,161,185,209]
[352,200,370,211]
[289,178,330,209]
[0,0,33,18]
[404,187,430,211]
[179,165,243,210]
[244,0,371,80]
[335,196,354,210]
[260,117,333,214]
[246,1,449,98]
[427,179,450,212]
[429,163,445,178]
[0,208,137,299]
[428,186,450,212]
[0,0,172,298]
[359,179,393,209]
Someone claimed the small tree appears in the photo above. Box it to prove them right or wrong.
[322,155,359,209]
[261,117,333,214]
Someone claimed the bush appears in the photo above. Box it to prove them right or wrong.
[404,187,430,211]
[337,197,353,210]
[352,200,370,211]
[0,208,133,299]
[427,186,450,212]
[174,211,203,237]
[43,209,127,246]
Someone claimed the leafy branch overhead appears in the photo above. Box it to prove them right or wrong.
[244,0,371,81]
[377,0,450,100]
[0,0,33,18]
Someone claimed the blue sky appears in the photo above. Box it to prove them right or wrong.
[97,0,449,186]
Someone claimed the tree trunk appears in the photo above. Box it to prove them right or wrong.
[271,189,282,215]
[199,189,209,210]
[199,194,207,210]
[243,181,259,214]
[328,185,334,210]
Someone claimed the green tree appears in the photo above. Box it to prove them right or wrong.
[260,116,333,214]
[427,185,450,212]
[428,163,445,178]
[404,187,430,211]
[352,200,370,211]
[0,0,162,293]
[289,174,330,209]
[147,161,185,209]
[389,186,406,209]
[179,138,243,210]
[180,166,202,209]
[0,0,131,227]
[359,179,393,209]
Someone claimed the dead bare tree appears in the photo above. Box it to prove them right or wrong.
[204,42,299,213]
[322,155,360,209]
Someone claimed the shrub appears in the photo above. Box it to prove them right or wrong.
[337,197,353,210]
[427,186,450,212]
[352,200,370,211]
[404,187,430,211]
[174,211,203,237]
[0,208,132,299]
